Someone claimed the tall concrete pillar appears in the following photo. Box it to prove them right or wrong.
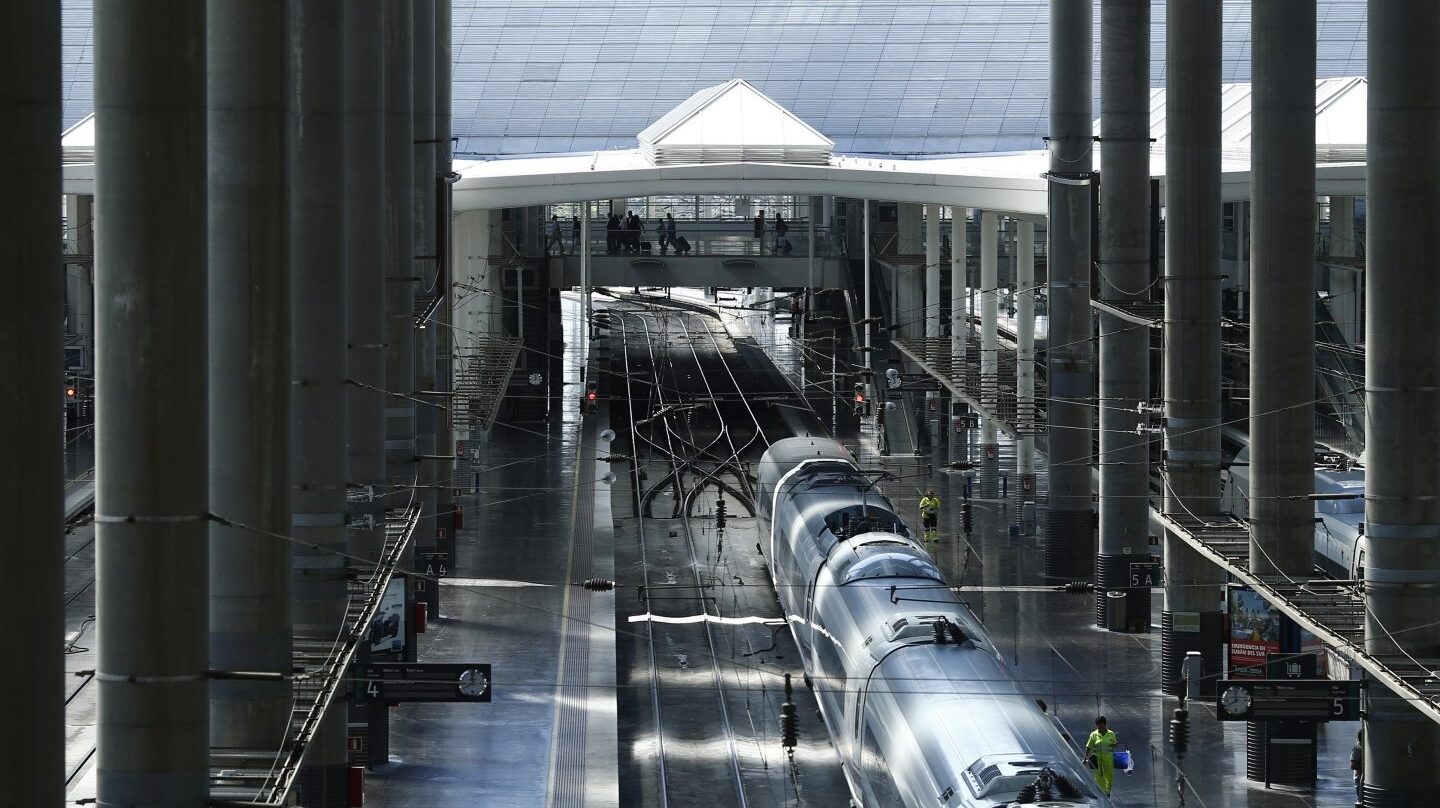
[289,0,349,801]
[1161,0,1226,696]
[65,194,96,373]
[1234,201,1249,318]
[208,0,292,752]
[979,210,999,496]
[1045,0,1095,580]
[453,209,497,340]
[1249,0,1314,579]
[435,0,455,569]
[1246,4,1317,781]
[898,202,922,255]
[346,0,387,564]
[412,0,439,611]
[863,199,873,398]
[1016,221,1036,484]
[94,1,210,803]
[925,203,942,339]
[806,194,817,298]
[1097,0,1153,630]
[951,208,967,367]
[2,5,62,804]
[1327,196,1360,345]
[1363,3,1440,802]
[384,0,416,509]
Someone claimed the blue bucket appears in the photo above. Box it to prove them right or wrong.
[1113,747,1134,773]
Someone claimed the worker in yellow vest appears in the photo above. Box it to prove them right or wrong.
[1085,715,1118,796]
[919,490,941,541]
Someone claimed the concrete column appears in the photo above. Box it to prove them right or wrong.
[1235,201,1249,318]
[65,194,96,372]
[288,0,348,801]
[951,209,967,368]
[1245,4,1318,780]
[1363,3,1440,802]
[1161,0,1226,696]
[1016,221,1036,483]
[896,260,923,341]
[1045,0,1096,581]
[208,0,291,752]
[94,0,210,803]
[1,5,62,804]
[412,0,438,611]
[808,195,820,298]
[453,209,497,339]
[435,0,455,580]
[979,210,999,496]
[1097,0,1153,630]
[863,199,873,399]
[1249,0,1314,578]
[346,0,387,564]
[1327,196,1361,345]
[897,202,922,255]
[925,203,942,339]
[384,0,416,509]
[582,201,592,360]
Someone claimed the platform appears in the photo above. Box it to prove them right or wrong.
[355,292,1365,807]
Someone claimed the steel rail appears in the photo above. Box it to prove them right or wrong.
[629,304,750,808]
[614,310,671,807]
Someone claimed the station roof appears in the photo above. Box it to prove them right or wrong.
[451,77,1369,214]
[58,77,1369,216]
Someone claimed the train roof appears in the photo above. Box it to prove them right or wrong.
[760,436,855,469]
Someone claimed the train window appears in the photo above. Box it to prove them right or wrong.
[823,505,911,539]
[841,552,944,584]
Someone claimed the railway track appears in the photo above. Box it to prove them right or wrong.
[608,296,847,808]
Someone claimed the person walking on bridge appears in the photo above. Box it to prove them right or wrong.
[919,489,941,542]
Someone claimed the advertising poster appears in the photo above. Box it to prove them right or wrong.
[369,577,407,656]
[1228,586,1280,678]
[1228,586,1327,680]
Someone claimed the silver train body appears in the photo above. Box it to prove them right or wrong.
[758,438,1108,808]
[1220,447,1366,580]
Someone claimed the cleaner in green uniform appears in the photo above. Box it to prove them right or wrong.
[919,490,941,542]
[1085,715,1118,796]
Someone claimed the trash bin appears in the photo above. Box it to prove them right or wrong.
[1106,590,1127,631]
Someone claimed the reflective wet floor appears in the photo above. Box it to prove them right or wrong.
[364,292,1362,808]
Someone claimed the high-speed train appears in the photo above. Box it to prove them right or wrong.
[758,438,1109,808]
[1220,447,1366,580]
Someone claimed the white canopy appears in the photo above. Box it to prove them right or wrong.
[637,79,834,166]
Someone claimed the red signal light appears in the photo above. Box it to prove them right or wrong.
[587,391,598,401]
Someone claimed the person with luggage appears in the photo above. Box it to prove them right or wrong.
[665,213,677,253]
[605,212,620,254]
[624,211,640,253]
[546,214,566,255]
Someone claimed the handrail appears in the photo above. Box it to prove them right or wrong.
[215,503,422,805]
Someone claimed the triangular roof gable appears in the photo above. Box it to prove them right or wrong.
[638,79,834,165]
[1095,76,1367,164]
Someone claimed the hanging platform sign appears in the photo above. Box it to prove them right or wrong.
[364,663,492,703]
